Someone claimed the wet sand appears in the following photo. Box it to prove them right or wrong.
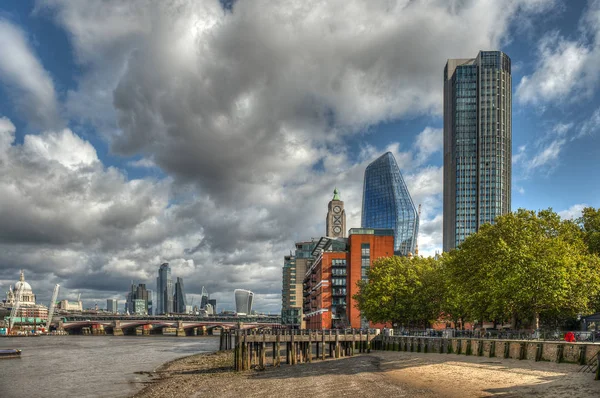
[133,350,600,397]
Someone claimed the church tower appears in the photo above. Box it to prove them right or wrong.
[326,188,346,238]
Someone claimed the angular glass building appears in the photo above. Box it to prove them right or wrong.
[443,51,511,251]
[234,289,254,315]
[361,152,419,256]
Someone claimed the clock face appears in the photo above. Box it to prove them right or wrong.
[333,226,342,234]
[333,205,341,214]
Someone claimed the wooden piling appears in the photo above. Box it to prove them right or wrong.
[321,330,326,360]
[276,331,281,366]
[308,332,312,363]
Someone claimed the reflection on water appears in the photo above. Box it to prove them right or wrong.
[0,335,219,398]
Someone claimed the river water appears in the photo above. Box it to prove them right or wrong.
[0,335,219,398]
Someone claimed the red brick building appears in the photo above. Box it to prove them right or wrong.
[303,228,394,330]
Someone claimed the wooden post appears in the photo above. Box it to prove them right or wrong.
[308,332,312,363]
[316,333,320,359]
[291,332,296,365]
[241,334,247,370]
[234,331,241,370]
[351,330,355,356]
[367,329,371,353]
[260,336,266,370]
[595,352,600,381]
[359,330,363,353]
[335,329,340,358]
[321,331,326,360]
[276,331,281,367]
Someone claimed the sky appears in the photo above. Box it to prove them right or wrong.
[0,0,599,313]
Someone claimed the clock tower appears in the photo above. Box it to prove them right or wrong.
[326,187,346,238]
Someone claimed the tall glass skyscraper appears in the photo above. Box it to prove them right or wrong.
[361,152,419,256]
[156,263,173,314]
[443,51,511,251]
[173,277,187,314]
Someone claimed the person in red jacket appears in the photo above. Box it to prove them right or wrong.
[564,331,576,342]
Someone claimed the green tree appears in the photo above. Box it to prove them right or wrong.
[353,255,443,328]
[445,209,600,329]
[580,207,600,255]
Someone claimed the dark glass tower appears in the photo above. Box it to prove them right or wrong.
[443,51,511,251]
[173,277,187,314]
[361,152,419,256]
[156,263,173,314]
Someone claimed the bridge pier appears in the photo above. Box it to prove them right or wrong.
[113,321,123,336]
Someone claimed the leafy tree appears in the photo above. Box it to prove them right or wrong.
[580,207,600,255]
[445,209,600,329]
[353,255,443,328]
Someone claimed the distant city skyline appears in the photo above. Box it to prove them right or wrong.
[0,2,598,313]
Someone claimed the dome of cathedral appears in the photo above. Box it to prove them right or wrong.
[14,281,32,292]
[13,271,33,293]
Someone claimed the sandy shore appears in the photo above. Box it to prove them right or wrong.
[133,349,600,397]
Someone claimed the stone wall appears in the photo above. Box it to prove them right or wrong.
[375,336,600,365]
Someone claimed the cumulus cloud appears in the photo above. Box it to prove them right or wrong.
[517,0,600,104]
[414,127,443,165]
[558,203,588,220]
[0,19,61,129]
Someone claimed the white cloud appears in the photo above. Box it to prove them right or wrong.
[414,127,443,165]
[558,203,588,220]
[517,1,600,104]
[23,129,98,170]
[528,138,565,171]
[0,19,61,128]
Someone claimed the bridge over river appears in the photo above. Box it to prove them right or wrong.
[58,314,281,336]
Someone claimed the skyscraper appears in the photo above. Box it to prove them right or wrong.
[326,188,346,238]
[199,286,209,309]
[208,299,217,314]
[125,283,149,314]
[234,289,254,315]
[173,277,187,314]
[443,51,512,251]
[361,152,419,256]
[106,299,118,313]
[156,263,173,314]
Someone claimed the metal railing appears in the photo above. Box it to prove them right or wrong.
[386,329,600,343]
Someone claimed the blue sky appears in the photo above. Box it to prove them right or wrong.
[0,0,598,312]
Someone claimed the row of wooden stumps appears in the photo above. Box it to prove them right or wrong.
[233,329,373,371]
[219,329,234,351]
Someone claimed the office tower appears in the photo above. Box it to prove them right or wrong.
[443,51,512,251]
[173,277,187,314]
[234,289,254,315]
[281,253,299,327]
[208,299,217,314]
[200,286,209,309]
[281,240,318,328]
[147,290,154,315]
[156,263,173,314]
[107,299,118,313]
[326,188,346,238]
[361,152,419,256]
[125,283,150,314]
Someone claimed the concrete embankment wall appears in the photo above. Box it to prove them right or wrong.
[373,336,600,365]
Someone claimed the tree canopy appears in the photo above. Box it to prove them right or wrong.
[353,255,443,328]
[353,208,600,330]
